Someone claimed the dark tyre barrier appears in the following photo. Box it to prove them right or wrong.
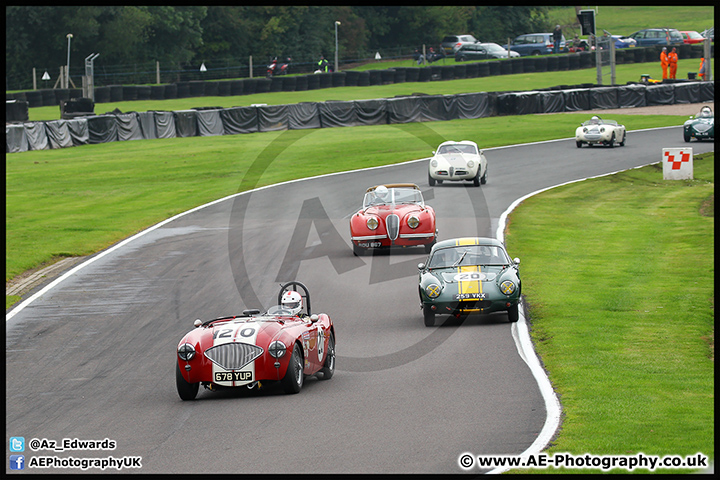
[94,86,111,103]
[332,72,346,87]
[546,56,559,72]
[418,67,432,82]
[476,62,490,77]
[255,78,271,93]
[381,69,395,84]
[579,52,593,68]
[243,78,257,95]
[204,81,219,97]
[465,62,479,78]
[487,61,501,76]
[123,85,138,101]
[535,56,548,72]
[345,70,360,86]
[511,58,524,74]
[137,85,152,100]
[164,83,177,99]
[454,64,467,79]
[306,74,320,90]
[217,81,232,96]
[368,70,382,85]
[40,89,56,106]
[522,57,536,73]
[282,76,297,92]
[567,53,580,70]
[189,81,205,97]
[440,65,454,80]
[151,85,166,100]
[318,73,333,89]
[175,82,190,98]
[500,60,512,75]
[270,76,284,92]
[294,75,308,91]
[230,80,244,96]
[393,67,407,83]
[357,71,370,86]
[557,55,569,70]
[25,90,43,108]
[405,68,420,82]
[54,88,71,105]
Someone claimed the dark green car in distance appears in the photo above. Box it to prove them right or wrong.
[418,237,521,327]
[683,105,714,142]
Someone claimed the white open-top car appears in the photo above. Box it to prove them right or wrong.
[575,116,626,148]
[428,140,487,186]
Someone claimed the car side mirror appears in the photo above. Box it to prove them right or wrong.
[432,151,436,155]
[310,314,319,322]
[194,319,202,328]
[418,263,426,270]
[514,258,520,265]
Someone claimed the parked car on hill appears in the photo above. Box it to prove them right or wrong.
[680,30,706,44]
[441,34,479,55]
[455,42,520,61]
[510,33,567,56]
[700,27,713,41]
[625,28,684,47]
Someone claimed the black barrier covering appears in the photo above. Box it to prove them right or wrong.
[258,104,289,132]
[117,113,144,141]
[195,109,225,136]
[589,87,619,109]
[539,90,566,113]
[220,106,257,134]
[174,110,198,137]
[67,118,89,146]
[355,99,387,126]
[153,111,177,139]
[454,93,491,119]
[87,115,118,144]
[6,100,29,122]
[319,101,356,128]
[6,124,28,153]
[646,84,675,105]
[288,103,321,129]
[137,112,158,139]
[563,89,590,111]
[44,120,74,149]
[6,82,714,154]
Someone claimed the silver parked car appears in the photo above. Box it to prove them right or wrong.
[441,34,479,55]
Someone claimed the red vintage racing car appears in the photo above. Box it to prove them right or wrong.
[350,183,437,256]
[175,281,335,400]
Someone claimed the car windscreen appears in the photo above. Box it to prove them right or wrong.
[438,144,478,155]
[363,187,423,208]
[428,245,509,268]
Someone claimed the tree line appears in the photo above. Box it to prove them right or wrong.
[6,6,552,90]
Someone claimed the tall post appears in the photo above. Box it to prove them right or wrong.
[66,33,73,90]
[156,61,160,85]
[334,21,341,73]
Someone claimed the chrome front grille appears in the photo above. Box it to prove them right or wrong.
[386,214,400,241]
[204,342,263,370]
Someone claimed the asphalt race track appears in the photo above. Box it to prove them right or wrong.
[6,127,713,474]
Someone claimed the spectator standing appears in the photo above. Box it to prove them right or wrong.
[668,47,678,79]
[553,25,562,54]
[660,47,669,79]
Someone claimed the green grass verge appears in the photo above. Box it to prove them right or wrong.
[505,153,714,473]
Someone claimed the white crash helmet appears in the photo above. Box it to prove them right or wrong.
[374,185,389,201]
[281,290,303,316]
[591,116,600,124]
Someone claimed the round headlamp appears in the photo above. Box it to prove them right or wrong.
[466,160,475,169]
[430,159,438,168]
[367,217,379,230]
[268,340,287,358]
[178,343,196,361]
[500,280,516,296]
[425,283,442,298]
[407,215,420,229]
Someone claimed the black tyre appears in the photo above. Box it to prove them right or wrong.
[472,169,480,186]
[480,167,487,185]
[428,173,436,186]
[608,133,615,148]
[423,305,435,327]
[576,140,583,148]
[319,333,335,380]
[684,133,691,142]
[507,303,519,323]
[176,363,199,401]
[619,132,626,147]
[281,343,304,394]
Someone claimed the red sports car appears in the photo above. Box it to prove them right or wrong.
[350,183,437,256]
[175,281,335,400]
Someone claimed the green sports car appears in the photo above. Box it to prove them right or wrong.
[683,106,714,142]
[418,237,521,327]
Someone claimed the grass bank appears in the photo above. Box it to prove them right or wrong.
[505,153,714,473]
